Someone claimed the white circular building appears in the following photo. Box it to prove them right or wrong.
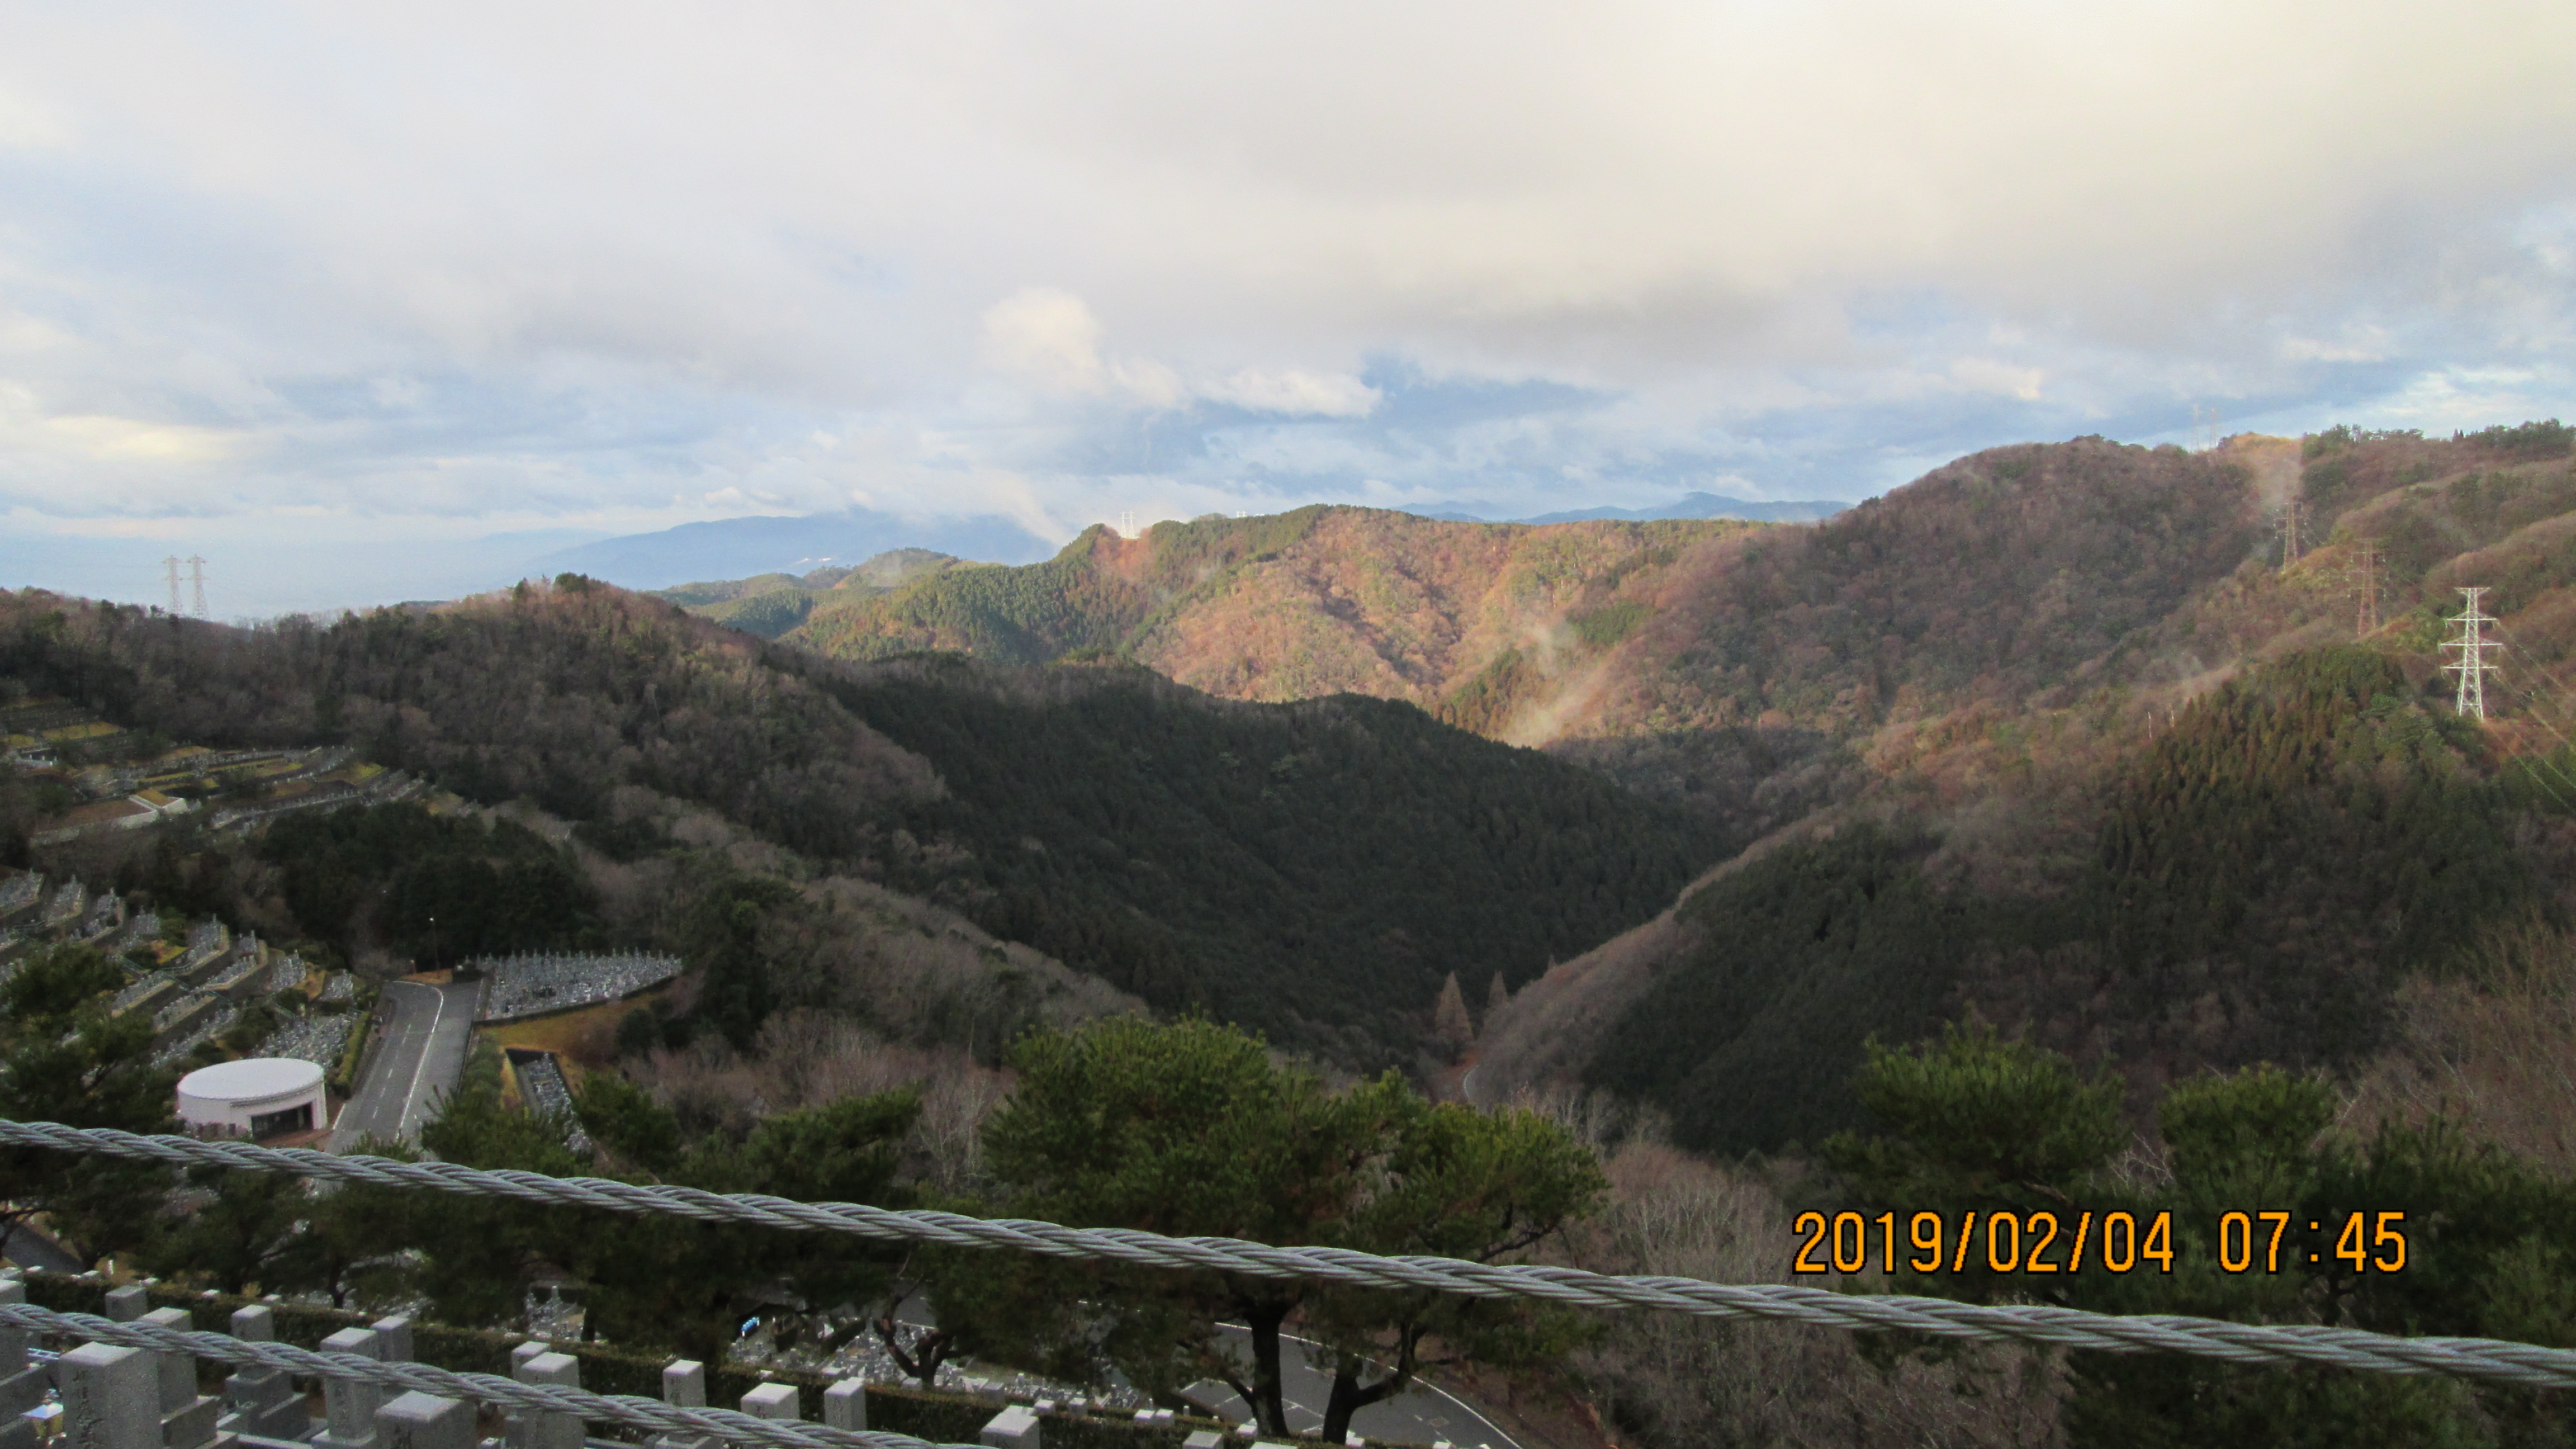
[176,1058,326,1140]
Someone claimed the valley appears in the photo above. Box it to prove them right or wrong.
[10,419,2576,1448]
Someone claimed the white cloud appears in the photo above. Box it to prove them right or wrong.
[0,83,67,151]
[982,288,1110,395]
[2280,325,2393,363]
[1198,367,1381,418]
[1946,358,2045,402]
[981,288,1376,415]
[0,0,2568,605]
[976,289,1185,406]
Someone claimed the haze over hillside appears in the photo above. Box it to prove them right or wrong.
[532,511,1056,591]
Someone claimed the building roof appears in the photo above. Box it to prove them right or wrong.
[177,1057,325,1104]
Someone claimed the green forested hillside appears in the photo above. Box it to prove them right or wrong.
[1590,647,2564,1155]
[0,582,1713,1064]
[828,659,1720,1063]
[655,551,981,641]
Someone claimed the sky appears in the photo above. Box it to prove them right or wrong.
[3,2,2575,614]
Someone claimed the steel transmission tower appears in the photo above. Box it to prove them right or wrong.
[187,556,208,617]
[2191,403,2222,451]
[2442,586,2499,720]
[163,556,183,614]
[2351,540,2383,633]
[2279,498,2303,571]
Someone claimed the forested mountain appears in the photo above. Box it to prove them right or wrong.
[0,578,1712,1065]
[779,442,2276,837]
[1476,422,2576,1154]
[13,420,2576,1133]
[784,508,1760,744]
[835,659,1717,1063]
[654,550,983,641]
[15,421,2576,1449]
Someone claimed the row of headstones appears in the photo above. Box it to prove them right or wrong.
[7,1279,1321,1449]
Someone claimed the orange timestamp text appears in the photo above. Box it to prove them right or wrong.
[1791,1209,2412,1276]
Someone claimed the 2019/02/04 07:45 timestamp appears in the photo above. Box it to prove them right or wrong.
[1791,1210,2412,1275]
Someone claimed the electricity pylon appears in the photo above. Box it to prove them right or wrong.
[2442,586,2499,720]
[163,556,183,615]
[2351,540,2383,633]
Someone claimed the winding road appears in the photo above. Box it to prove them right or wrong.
[328,978,479,1150]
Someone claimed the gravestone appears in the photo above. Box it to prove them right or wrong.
[505,1352,582,1449]
[648,1361,712,1449]
[135,1308,222,1449]
[221,1306,307,1442]
[373,1395,472,1449]
[822,1380,866,1434]
[314,1328,384,1449]
[979,1405,1038,1449]
[58,1344,159,1449]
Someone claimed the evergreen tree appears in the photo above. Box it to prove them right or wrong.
[0,944,176,1266]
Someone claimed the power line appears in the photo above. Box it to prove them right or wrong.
[2470,619,2576,806]
[2442,586,2499,721]
[4,1119,2576,1389]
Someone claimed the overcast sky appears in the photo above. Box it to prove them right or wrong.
[5,2,2575,613]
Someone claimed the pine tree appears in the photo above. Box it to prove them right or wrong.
[1433,972,1474,1060]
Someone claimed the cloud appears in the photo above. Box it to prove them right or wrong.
[0,1,2568,614]
[1945,358,2045,402]
[42,413,244,462]
[1198,368,1381,418]
[982,288,1112,396]
[981,288,1377,416]
[2280,325,2394,363]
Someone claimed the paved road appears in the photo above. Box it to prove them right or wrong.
[329,979,479,1150]
[0,1221,84,1273]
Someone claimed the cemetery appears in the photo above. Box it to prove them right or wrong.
[477,954,684,1023]
[4,1272,1377,1449]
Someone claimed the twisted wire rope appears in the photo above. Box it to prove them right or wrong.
[7,1118,2576,1389]
[0,1303,968,1449]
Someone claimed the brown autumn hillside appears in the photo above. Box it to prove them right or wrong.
[1474,421,2576,1152]
[784,508,1761,736]
[785,438,2287,840]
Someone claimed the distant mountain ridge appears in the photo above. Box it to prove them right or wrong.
[1408,490,1849,524]
[533,509,1054,590]
[653,549,984,640]
[534,495,1843,595]
[779,507,1770,745]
